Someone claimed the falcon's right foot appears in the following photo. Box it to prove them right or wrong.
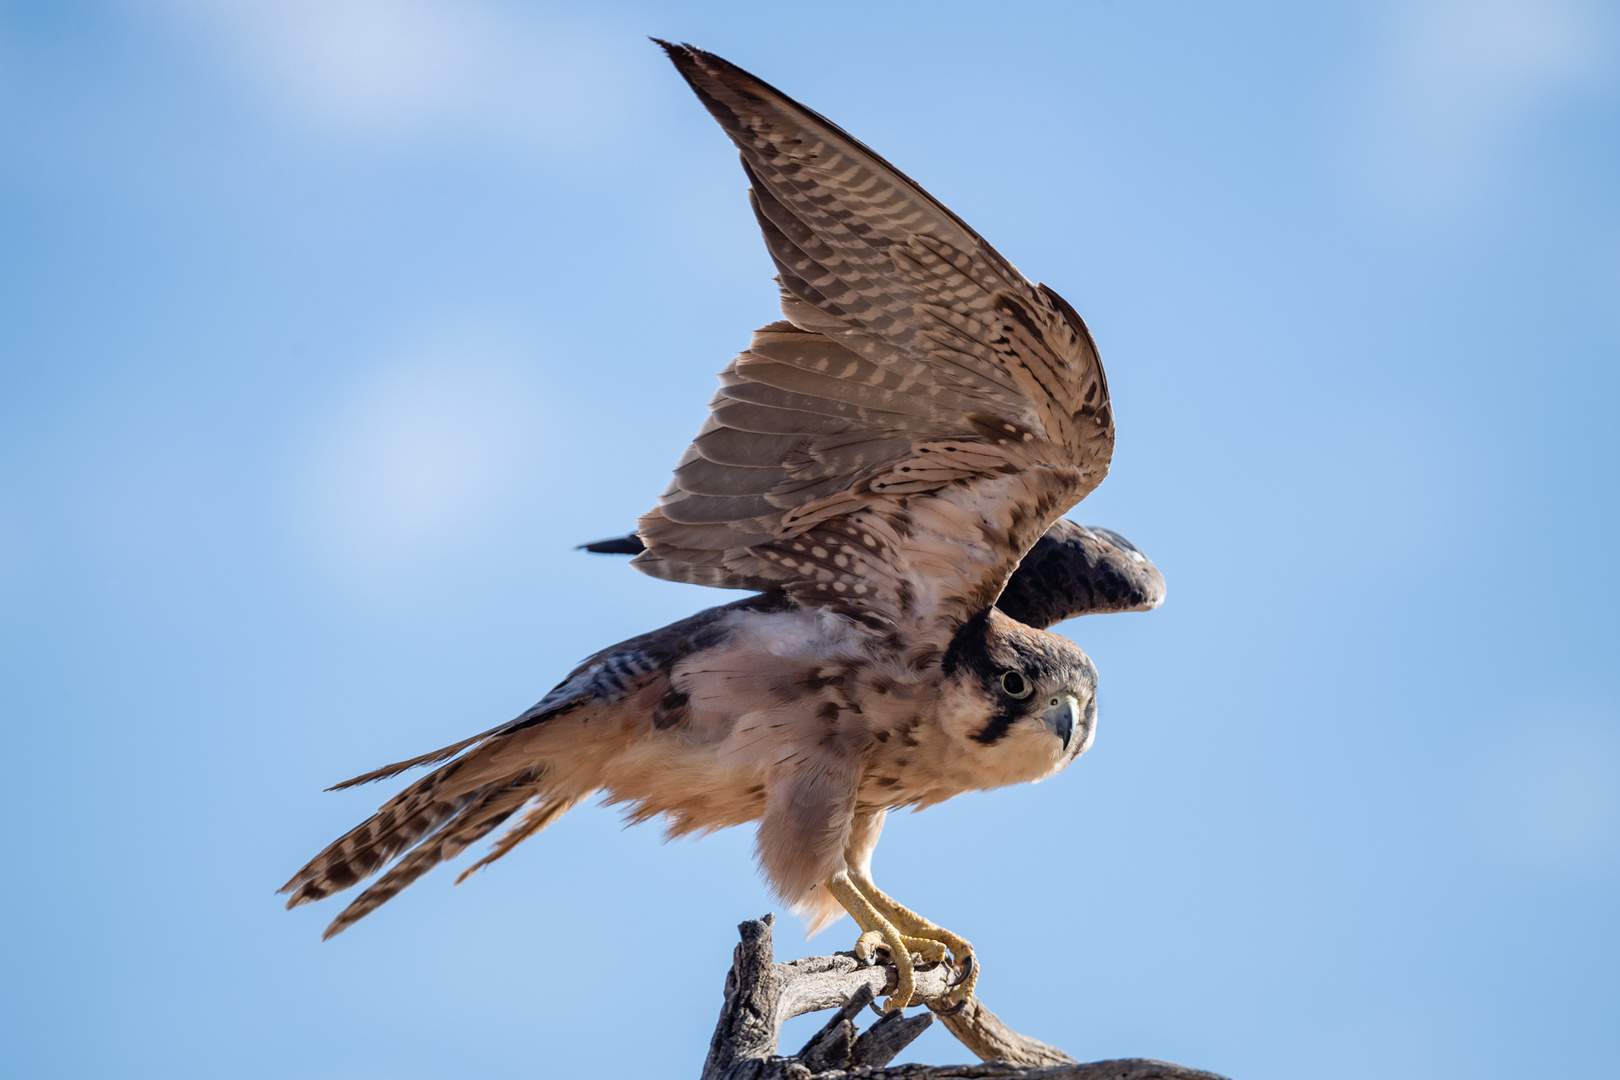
[824,870,976,1012]
[849,868,977,1009]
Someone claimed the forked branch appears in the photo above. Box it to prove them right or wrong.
[702,915,1229,1080]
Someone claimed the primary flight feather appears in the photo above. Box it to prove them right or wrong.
[281,41,1164,1014]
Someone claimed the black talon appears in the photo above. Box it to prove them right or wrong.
[869,996,890,1018]
[930,996,969,1016]
[945,952,975,988]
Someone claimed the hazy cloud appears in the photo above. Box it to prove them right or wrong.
[290,331,546,583]
[147,0,638,147]
[1345,0,1610,218]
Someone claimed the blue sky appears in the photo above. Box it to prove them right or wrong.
[2,2,1617,1077]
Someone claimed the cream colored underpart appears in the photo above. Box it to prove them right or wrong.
[499,606,1073,910]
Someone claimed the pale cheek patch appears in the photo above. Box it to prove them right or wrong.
[982,724,1069,786]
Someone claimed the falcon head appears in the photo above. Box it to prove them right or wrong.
[940,608,1099,782]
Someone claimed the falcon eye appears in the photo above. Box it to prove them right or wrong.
[999,670,1034,699]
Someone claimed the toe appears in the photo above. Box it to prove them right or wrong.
[941,950,978,1007]
[903,935,948,963]
[883,940,917,1012]
[853,929,887,962]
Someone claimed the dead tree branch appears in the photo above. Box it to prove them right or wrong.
[702,915,1229,1080]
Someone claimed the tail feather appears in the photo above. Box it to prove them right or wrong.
[319,772,547,938]
[280,769,478,906]
[279,609,705,934]
[319,820,478,939]
[280,700,592,905]
[454,794,581,885]
[325,729,499,791]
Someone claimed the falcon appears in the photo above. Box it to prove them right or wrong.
[281,41,1165,1013]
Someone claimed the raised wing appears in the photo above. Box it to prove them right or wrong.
[639,43,1114,644]
[991,520,1165,628]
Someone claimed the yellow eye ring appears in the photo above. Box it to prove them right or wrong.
[999,670,1033,699]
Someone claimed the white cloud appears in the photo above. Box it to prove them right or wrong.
[1345,0,1610,217]
[290,331,546,582]
[147,0,637,146]
[1477,711,1620,867]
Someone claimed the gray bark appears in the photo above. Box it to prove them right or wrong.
[701,916,1230,1080]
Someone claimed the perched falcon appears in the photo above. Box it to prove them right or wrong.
[281,42,1165,1013]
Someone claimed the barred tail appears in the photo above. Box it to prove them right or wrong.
[277,704,589,935]
[317,769,549,939]
[279,616,701,936]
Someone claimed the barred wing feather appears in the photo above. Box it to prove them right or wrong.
[637,43,1115,645]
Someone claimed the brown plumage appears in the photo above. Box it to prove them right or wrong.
[281,42,1163,1011]
[584,518,1166,631]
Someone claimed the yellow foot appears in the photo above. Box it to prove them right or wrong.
[850,869,978,1008]
[824,870,978,1012]
[825,872,917,1012]
[853,929,948,964]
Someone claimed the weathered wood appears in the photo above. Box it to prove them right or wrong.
[701,916,1230,1080]
[853,1006,937,1069]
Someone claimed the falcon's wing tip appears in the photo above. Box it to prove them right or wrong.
[653,38,735,66]
[654,38,788,111]
[652,38,719,78]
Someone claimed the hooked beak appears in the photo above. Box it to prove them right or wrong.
[1040,694,1080,750]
